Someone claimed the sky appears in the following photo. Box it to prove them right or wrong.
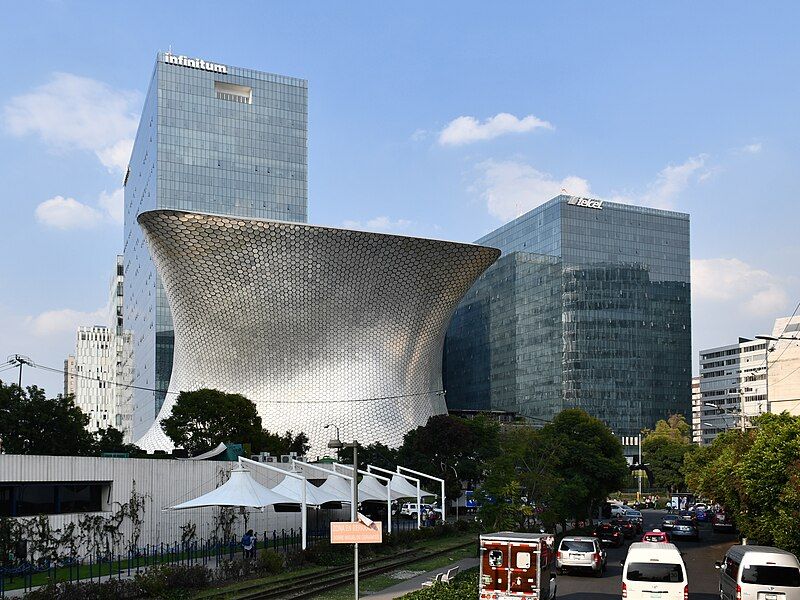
[1,1,799,394]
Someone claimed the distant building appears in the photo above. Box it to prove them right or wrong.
[73,326,116,433]
[444,195,692,441]
[123,52,308,442]
[69,257,134,441]
[63,355,77,397]
[767,315,800,417]
[691,376,702,444]
[696,338,767,444]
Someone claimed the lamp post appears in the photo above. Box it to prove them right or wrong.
[327,428,359,600]
[704,402,745,433]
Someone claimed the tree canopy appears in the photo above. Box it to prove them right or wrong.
[478,409,628,530]
[642,414,694,491]
[0,381,126,456]
[160,388,308,457]
[684,412,800,555]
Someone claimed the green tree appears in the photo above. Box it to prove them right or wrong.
[684,413,800,555]
[397,415,500,501]
[161,388,268,455]
[642,414,694,491]
[260,430,311,458]
[95,427,142,456]
[0,381,97,455]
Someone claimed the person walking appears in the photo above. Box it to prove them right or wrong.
[242,529,255,559]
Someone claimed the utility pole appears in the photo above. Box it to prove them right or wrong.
[8,355,33,388]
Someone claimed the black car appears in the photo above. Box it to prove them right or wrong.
[593,523,624,547]
[670,518,700,541]
[609,518,638,539]
[712,511,736,533]
[661,514,679,530]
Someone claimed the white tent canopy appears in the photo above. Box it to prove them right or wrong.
[270,473,343,506]
[167,466,293,510]
[390,474,436,499]
[317,473,353,503]
[358,474,399,502]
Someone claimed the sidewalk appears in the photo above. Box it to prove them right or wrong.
[365,557,478,599]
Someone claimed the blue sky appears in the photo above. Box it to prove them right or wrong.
[1,1,798,393]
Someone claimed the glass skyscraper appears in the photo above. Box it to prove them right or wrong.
[124,52,307,441]
[443,195,691,439]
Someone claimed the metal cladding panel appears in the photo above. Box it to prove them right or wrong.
[134,210,500,456]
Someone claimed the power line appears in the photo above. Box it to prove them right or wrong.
[768,301,800,366]
[24,358,446,405]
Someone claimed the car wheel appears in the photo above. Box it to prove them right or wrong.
[594,568,603,578]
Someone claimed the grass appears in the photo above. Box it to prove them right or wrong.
[304,536,477,600]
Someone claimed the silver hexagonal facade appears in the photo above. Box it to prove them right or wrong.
[134,210,500,456]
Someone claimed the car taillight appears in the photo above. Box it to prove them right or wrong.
[557,551,562,560]
[736,584,741,600]
[593,552,601,563]
[622,582,627,598]
[684,585,688,600]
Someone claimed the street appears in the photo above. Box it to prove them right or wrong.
[556,510,739,600]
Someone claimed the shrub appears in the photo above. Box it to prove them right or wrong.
[399,568,478,599]
[256,549,285,575]
[25,578,140,600]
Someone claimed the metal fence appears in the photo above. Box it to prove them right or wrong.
[0,517,423,596]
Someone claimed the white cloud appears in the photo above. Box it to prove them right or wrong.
[438,113,553,146]
[474,159,591,221]
[4,72,139,173]
[342,216,413,233]
[25,306,107,337]
[692,258,789,316]
[740,142,763,154]
[612,155,709,210]
[35,196,103,230]
[98,188,125,224]
[410,128,428,142]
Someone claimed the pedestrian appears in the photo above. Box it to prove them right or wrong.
[242,529,255,559]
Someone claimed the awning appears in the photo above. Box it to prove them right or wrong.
[270,473,343,506]
[358,474,403,502]
[390,474,436,499]
[167,466,293,510]
[317,473,354,503]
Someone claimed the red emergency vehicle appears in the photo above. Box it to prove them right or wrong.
[479,532,557,600]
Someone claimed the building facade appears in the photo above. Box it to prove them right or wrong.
[124,53,308,441]
[443,195,692,440]
[134,210,499,457]
[767,315,800,416]
[108,255,134,441]
[63,355,77,398]
[691,376,702,444]
[695,338,767,444]
[72,326,116,433]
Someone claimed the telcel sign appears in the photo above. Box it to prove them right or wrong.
[567,197,603,210]
[163,52,227,74]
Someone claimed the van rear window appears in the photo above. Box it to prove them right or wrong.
[561,541,594,552]
[741,565,800,587]
[627,563,684,583]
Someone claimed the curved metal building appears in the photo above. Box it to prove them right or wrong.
[134,210,500,456]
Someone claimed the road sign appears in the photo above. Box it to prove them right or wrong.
[330,520,383,544]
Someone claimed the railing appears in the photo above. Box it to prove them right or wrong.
[0,517,425,596]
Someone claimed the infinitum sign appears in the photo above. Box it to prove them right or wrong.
[163,52,227,74]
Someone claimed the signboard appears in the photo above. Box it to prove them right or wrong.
[163,52,227,74]
[567,197,603,210]
[330,520,383,544]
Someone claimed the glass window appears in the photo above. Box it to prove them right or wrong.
[488,550,504,567]
[560,541,595,552]
[626,563,684,583]
[741,565,800,587]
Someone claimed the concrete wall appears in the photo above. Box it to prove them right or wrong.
[0,455,347,556]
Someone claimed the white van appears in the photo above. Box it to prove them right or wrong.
[622,542,687,600]
[717,545,800,600]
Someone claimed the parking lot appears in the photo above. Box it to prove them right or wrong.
[556,509,739,600]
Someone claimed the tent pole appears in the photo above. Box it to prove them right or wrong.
[301,480,307,550]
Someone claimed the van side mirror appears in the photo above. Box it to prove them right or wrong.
[714,561,722,569]
[619,561,625,568]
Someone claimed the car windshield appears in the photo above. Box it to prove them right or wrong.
[626,563,684,583]
[628,511,642,517]
[741,565,800,587]
[663,515,677,521]
[561,541,594,552]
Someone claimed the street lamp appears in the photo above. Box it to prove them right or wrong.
[703,402,745,433]
[327,426,359,600]
[755,334,778,414]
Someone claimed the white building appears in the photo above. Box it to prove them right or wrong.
[696,338,767,445]
[691,376,701,444]
[68,256,134,441]
[766,315,800,416]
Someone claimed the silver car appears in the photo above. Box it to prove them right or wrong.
[557,536,606,577]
